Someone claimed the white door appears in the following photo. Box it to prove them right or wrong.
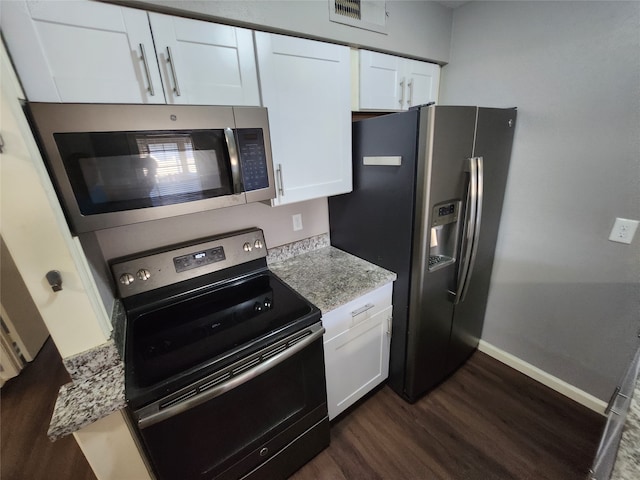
[148,13,260,106]
[404,60,440,109]
[255,32,352,205]
[1,0,164,104]
[359,50,404,111]
[324,305,392,420]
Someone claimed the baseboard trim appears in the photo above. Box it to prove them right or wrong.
[477,340,607,415]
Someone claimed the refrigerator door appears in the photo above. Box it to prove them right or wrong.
[446,107,517,375]
[405,105,477,400]
[329,110,420,395]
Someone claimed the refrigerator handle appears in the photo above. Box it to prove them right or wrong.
[453,157,483,304]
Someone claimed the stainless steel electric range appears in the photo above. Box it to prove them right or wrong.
[111,228,329,480]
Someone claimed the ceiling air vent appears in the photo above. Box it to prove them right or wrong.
[335,0,361,19]
[329,0,387,34]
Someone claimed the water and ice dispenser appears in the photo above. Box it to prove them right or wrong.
[428,200,461,271]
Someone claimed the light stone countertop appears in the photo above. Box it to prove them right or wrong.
[47,339,125,440]
[268,245,396,314]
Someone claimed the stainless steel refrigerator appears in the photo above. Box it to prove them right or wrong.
[328,105,517,402]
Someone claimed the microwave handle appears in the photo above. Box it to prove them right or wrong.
[224,128,243,194]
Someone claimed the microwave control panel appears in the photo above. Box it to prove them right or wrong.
[237,128,269,192]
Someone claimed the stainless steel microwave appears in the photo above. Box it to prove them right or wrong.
[28,103,276,234]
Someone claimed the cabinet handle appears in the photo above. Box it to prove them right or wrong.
[605,386,621,414]
[276,164,285,197]
[139,43,155,96]
[166,47,181,97]
[407,78,414,107]
[387,314,393,336]
[351,303,375,317]
[399,78,405,107]
[224,128,242,193]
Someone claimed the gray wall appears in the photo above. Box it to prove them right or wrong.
[124,0,453,63]
[440,1,640,401]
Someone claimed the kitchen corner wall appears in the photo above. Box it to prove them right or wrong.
[440,1,640,401]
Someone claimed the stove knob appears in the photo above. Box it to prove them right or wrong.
[254,239,264,249]
[119,273,135,286]
[254,301,264,312]
[137,269,151,281]
[243,242,252,252]
[264,297,272,309]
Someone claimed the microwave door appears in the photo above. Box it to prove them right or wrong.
[28,103,275,233]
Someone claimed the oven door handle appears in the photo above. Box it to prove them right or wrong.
[137,324,325,429]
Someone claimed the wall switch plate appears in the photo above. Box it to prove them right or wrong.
[608,218,639,244]
[292,214,303,232]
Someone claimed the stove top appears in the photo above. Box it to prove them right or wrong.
[111,228,321,409]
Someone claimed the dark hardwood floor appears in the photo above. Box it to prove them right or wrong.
[0,339,604,480]
[292,351,605,480]
[1,337,96,480]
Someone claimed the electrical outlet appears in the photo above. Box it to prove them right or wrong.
[608,218,639,244]
[292,214,303,232]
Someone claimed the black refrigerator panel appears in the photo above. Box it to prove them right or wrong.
[404,106,477,401]
[329,110,419,395]
[446,107,517,375]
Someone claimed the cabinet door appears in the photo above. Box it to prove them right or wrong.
[148,13,260,106]
[359,50,404,111]
[404,60,440,109]
[255,32,352,205]
[590,346,640,479]
[359,50,440,111]
[1,0,164,103]
[324,305,392,420]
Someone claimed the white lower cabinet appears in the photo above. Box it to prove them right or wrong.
[322,283,393,420]
[590,345,640,479]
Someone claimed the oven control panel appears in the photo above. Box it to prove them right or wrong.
[111,228,268,298]
[173,246,226,273]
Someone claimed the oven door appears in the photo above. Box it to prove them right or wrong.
[133,322,328,480]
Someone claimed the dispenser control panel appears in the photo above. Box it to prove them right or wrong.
[432,201,459,226]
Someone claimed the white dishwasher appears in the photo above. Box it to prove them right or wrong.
[322,282,393,420]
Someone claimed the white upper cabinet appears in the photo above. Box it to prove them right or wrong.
[255,32,352,206]
[147,13,259,105]
[2,1,164,104]
[2,1,260,106]
[359,50,440,111]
